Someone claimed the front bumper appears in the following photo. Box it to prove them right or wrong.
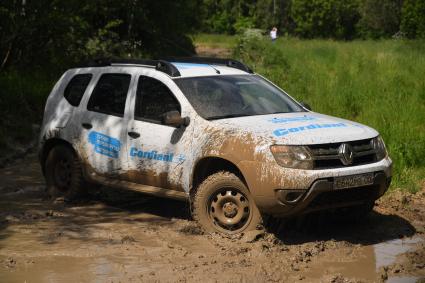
[239,156,392,217]
[267,172,391,216]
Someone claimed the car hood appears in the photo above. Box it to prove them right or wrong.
[215,112,379,145]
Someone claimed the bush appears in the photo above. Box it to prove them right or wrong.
[233,17,255,34]
[401,0,425,38]
[234,32,290,71]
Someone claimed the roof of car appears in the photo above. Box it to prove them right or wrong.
[74,57,253,78]
[171,62,250,78]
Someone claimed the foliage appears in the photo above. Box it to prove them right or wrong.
[198,0,424,39]
[356,0,403,39]
[0,0,200,71]
[0,70,55,155]
[290,0,360,39]
[233,17,256,34]
[234,36,425,191]
[400,0,425,38]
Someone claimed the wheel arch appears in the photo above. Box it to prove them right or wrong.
[190,156,248,196]
[40,138,76,175]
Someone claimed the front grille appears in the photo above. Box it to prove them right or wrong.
[306,186,378,210]
[308,138,377,169]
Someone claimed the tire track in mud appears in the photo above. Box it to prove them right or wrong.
[0,153,424,282]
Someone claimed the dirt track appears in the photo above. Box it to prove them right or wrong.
[0,153,424,283]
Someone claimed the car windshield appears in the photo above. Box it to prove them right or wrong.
[174,75,304,120]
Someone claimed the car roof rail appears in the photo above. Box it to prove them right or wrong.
[164,56,253,73]
[75,56,253,76]
[75,58,181,77]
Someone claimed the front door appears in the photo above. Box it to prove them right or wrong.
[79,72,133,177]
[123,74,192,191]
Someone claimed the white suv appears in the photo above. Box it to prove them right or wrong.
[39,58,392,234]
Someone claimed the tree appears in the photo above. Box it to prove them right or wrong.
[0,0,201,70]
[357,0,403,38]
[290,0,360,39]
[401,0,425,38]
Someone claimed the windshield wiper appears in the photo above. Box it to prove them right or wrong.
[206,113,252,120]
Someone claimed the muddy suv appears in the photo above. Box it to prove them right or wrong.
[39,57,392,234]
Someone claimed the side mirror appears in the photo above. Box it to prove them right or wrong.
[300,102,312,111]
[162,110,190,128]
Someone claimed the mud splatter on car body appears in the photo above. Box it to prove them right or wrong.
[38,59,392,228]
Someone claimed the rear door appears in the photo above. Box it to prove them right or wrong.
[79,71,134,177]
[122,72,193,191]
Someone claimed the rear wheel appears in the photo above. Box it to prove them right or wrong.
[45,145,86,200]
[192,172,262,234]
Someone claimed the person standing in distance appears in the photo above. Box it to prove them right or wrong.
[270,27,278,42]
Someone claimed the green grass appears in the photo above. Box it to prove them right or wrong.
[192,33,238,49]
[232,36,425,192]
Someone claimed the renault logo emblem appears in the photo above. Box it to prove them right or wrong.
[338,143,354,165]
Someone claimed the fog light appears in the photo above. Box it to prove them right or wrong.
[276,190,305,205]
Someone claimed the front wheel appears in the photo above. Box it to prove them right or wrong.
[192,172,262,234]
[45,145,86,200]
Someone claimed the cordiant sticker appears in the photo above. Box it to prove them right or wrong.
[273,122,347,137]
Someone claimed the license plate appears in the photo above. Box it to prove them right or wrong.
[334,173,374,190]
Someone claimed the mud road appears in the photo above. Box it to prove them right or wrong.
[0,153,424,283]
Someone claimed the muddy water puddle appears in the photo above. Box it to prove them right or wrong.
[0,255,153,283]
[304,236,423,282]
[374,237,423,269]
[1,230,423,283]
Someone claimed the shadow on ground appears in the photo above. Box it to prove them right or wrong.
[264,210,416,246]
[91,186,192,220]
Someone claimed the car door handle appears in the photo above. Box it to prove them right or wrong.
[128,131,140,139]
[82,123,92,129]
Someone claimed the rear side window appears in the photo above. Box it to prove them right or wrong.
[135,76,181,123]
[64,74,92,106]
[87,74,131,117]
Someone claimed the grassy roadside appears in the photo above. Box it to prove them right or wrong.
[192,33,238,49]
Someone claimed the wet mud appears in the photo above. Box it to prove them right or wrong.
[0,153,424,282]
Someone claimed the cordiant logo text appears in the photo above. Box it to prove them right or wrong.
[130,147,175,162]
[273,123,347,137]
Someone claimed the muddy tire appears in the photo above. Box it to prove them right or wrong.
[192,171,262,234]
[45,145,86,200]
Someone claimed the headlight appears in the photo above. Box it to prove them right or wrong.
[270,145,313,170]
[371,136,388,161]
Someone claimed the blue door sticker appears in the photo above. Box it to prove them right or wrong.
[88,131,121,158]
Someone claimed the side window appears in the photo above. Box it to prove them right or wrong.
[64,74,92,107]
[87,74,131,117]
[135,76,181,123]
